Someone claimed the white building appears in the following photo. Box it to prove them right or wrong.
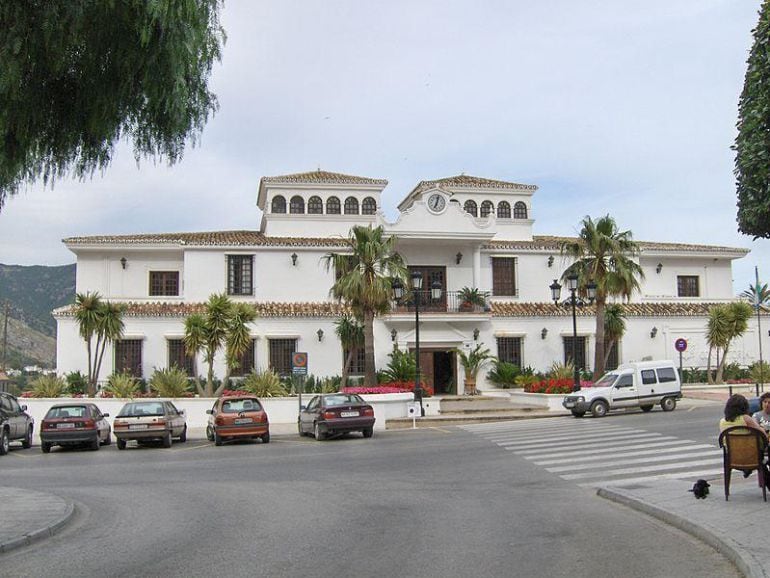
[54,170,761,394]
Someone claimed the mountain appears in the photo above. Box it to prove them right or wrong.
[0,263,76,368]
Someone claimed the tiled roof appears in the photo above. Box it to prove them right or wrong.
[491,302,725,317]
[409,174,537,197]
[261,170,387,186]
[54,301,351,318]
[53,301,735,319]
[487,235,748,255]
[63,231,347,248]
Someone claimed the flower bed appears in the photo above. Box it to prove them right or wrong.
[343,381,434,397]
[524,378,580,395]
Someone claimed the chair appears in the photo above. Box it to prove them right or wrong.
[718,426,768,502]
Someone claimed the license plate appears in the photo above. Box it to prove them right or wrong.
[57,423,75,429]
[234,418,253,425]
[340,411,359,418]
[564,401,575,408]
[129,424,148,430]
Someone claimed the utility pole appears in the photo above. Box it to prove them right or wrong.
[1,301,8,372]
[756,266,765,390]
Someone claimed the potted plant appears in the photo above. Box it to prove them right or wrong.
[457,287,487,312]
[455,344,495,395]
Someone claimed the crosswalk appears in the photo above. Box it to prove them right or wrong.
[459,417,723,488]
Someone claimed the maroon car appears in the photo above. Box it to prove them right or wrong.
[40,403,111,453]
[298,393,375,440]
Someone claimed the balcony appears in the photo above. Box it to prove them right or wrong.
[390,290,491,314]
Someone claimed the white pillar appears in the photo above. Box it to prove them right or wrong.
[473,248,481,287]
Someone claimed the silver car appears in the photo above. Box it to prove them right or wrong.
[113,401,187,449]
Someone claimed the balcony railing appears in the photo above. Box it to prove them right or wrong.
[390,290,491,314]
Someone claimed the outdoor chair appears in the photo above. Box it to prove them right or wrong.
[718,426,768,502]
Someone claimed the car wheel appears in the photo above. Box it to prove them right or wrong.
[591,401,608,418]
[41,442,51,454]
[117,438,126,450]
[571,411,586,418]
[162,432,172,448]
[298,421,305,437]
[179,426,187,443]
[261,432,270,444]
[0,428,9,455]
[314,422,326,441]
[103,432,112,445]
[640,405,654,413]
[661,397,677,412]
[214,432,223,446]
[362,427,373,439]
[22,426,33,449]
[206,425,215,442]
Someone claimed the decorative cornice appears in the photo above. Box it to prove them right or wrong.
[63,231,347,248]
[54,301,352,319]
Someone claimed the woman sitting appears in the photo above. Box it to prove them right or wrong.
[720,394,769,481]
[752,392,770,432]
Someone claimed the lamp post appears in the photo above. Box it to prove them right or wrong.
[550,274,596,392]
[392,272,443,416]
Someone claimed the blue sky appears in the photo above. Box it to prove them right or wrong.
[0,0,766,293]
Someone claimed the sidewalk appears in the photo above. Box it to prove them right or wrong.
[0,487,74,554]
[599,477,770,578]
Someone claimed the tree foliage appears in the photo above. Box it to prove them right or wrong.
[560,215,643,379]
[73,291,125,394]
[0,0,225,209]
[706,302,754,384]
[735,1,770,238]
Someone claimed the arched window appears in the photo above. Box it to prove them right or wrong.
[497,201,511,219]
[327,196,341,214]
[290,195,305,214]
[271,195,286,214]
[308,196,323,214]
[362,197,377,215]
[514,201,528,219]
[480,201,494,218]
[344,197,359,215]
[464,200,478,217]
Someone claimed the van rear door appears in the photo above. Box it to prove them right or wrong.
[637,368,659,404]
[611,372,637,408]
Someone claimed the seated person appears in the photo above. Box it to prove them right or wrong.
[752,392,770,432]
[720,394,769,482]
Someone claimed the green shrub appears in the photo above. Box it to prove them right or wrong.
[242,370,288,397]
[105,373,140,398]
[487,361,520,388]
[547,361,574,380]
[514,374,540,387]
[380,349,416,382]
[65,371,88,395]
[751,361,770,383]
[29,374,68,398]
[149,366,191,397]
[722,362,749,381]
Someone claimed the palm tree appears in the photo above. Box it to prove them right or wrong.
[706,302,754,384]
[324,226,406,386]
[73,292,125,395]
[741,282,770,311]
[183,293,246,397]
[223,302,258,387]
[335,315,364,388]
[560,215,643,379]
[603,303,626,369]
[455,344,495,395]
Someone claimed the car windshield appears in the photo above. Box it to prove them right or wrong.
[594,373,619,387]
[117,402,164,417]
[46,406,87,419]
[221,399,262,413]
[324,394,364,407]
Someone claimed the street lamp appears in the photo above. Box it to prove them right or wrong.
[550,275,596,392]
[392,272,443,416]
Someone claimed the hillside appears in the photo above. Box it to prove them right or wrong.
[0,263,76,368]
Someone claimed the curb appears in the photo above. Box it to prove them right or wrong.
[597,487,766,578]
[0,496,75,555]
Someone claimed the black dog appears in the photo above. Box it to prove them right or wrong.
[689,479,710,499]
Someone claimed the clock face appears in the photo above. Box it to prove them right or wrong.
[427,193,446,213]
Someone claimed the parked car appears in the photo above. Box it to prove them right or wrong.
[206,396,270,446]
[40,403,111,453]
[0,392,34,455]
[113,401,187,449]
[298,393,375,440]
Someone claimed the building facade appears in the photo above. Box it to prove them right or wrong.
[54,171,760,393]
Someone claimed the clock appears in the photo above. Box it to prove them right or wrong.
[427,193,446,213]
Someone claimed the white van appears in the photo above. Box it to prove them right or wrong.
[562,360,682,418]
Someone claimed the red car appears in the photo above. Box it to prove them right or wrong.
[298,393,375,440]
[206,396,270,446]
[40,403,111,453]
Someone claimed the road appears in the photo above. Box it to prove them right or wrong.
[0,404,738,578]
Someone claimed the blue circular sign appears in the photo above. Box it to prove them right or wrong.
[675,338,687,352]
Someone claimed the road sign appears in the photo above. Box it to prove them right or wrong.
[675,338,687,353]
[292,352,308,375]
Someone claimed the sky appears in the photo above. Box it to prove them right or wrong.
[0,0,767,294]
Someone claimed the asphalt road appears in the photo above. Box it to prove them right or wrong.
[0,406,739,578]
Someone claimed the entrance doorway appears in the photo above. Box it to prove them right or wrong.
[413,349,456,395]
